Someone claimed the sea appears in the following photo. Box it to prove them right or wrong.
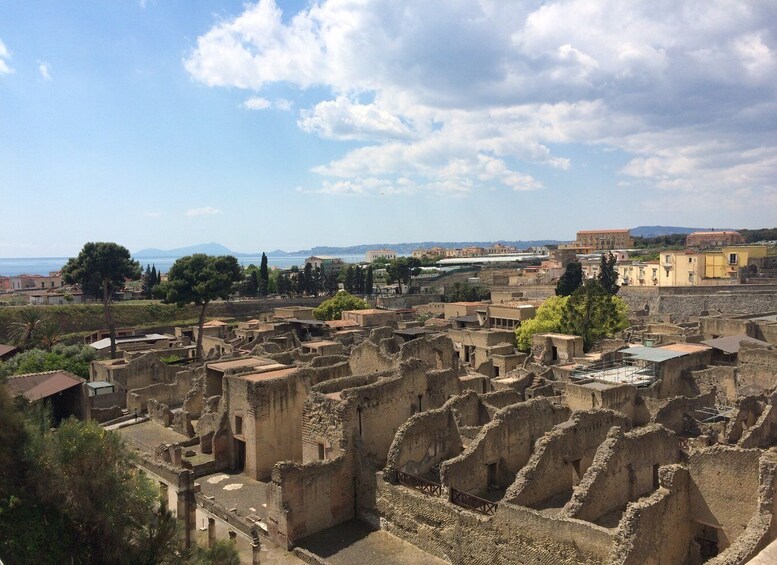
[0,255,368,276]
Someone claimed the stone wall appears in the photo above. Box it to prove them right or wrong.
[441,398,570,497]
[385,405,462,477]
[739,344,777,393]
[688,446,762,552]
[127,369,197,413]
[505,410,631,509]
[563,382,651,425]
[652,391,716,435]
[691,366,738,404]
[266,456,355,549]
[90,351,181,393]
[225,371,307,480]
[562,425,680,523]
[376,476,615,564]
[608,464,692,565]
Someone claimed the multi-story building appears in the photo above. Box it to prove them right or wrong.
[575,229,634,251]
[305,256,344,278]
[658,251,705,286]
[365,249,397,263]
[704,245,768,279]
[686,231,745,250]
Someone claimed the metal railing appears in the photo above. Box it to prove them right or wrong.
[450,488,498,515]
[394,469,442,497]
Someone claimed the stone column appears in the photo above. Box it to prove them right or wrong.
[252,539,261,564]
[208,517,216,547]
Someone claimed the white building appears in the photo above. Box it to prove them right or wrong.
[365,249,397,263]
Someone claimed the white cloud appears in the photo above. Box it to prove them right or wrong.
[185,206,222,217]
[241,96,294,111]
[185,0,777,201]
[242,96,272,110]
[38,61,52,81]
[0,39,14,75]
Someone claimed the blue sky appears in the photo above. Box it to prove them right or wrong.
[1,1,776,257]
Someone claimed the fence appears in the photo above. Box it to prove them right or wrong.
[450,488,498,515]
[394,469,442,497]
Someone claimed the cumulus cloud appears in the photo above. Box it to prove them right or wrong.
[185,0,777,202]
[0,39,14,75]
[38,61,51,81]
[185,206,222,217]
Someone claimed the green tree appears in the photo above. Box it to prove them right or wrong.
[157,254,243,358]
[561,280,629,351]
[259,253,269,296]
[37,319,61,351]
[313,291,370,321]
[9,308,45,349]
[555,261,583,296]
[61,242,141,359]
[385,257,421,294]
[187,540,241,565]
[365,266,374,295]
[344,265,355,292]
[354,265,365,294]
[243,265,259,297]
[597,252,620,295]
[515,296,568,351]
[0,344,98,379]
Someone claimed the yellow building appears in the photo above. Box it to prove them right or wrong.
[658,251,705,286]
[704,246,768,279]
[617,261,660,287]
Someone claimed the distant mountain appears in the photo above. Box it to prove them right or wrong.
[136,240,565,259]
[134,242,249,258]
[630,226,708,238]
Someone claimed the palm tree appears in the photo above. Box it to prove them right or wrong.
[37,320,62,351]
[9,308,44,349]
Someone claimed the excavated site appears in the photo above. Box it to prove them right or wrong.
[90,307,777,564]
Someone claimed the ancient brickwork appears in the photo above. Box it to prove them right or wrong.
[505,410,631,509]
[442,398,570,497]
[562,425,680,523]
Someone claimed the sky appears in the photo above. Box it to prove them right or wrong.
[1,0,776,257]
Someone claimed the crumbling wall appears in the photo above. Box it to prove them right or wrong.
[505,410,631,509]
[348,339,395,374]
[652,391,716,435]
[692,366,737,405]
[738,344,777,394]
[385,406,462,477]
[342,359,460,466]
[301,393,353,464]
[441,398,571,497]
[266,455,355,549]
[446,390,489,427]
[708,453,777,565]
[739,395,777,448]
[92,351,180,392]
[376,476,615,564]
[562,425,680,523]
[688,446,762,553]
[126,369,197,413]
[479,389,522,410]
[563,382,651,426]
[608,465,692,565]
[399,333,459,371]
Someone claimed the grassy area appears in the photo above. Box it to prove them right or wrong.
[0,297,324,343]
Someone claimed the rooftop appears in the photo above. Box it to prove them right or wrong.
[207,357,276,372]
[89,333,173,350]
[577,229,630,234]
[701,335,771,355]
[238,367,298,382]
[4,370,84,401]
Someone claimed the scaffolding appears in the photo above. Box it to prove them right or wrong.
[570,356,658,387]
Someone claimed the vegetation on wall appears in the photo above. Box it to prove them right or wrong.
[313,291,370,321]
